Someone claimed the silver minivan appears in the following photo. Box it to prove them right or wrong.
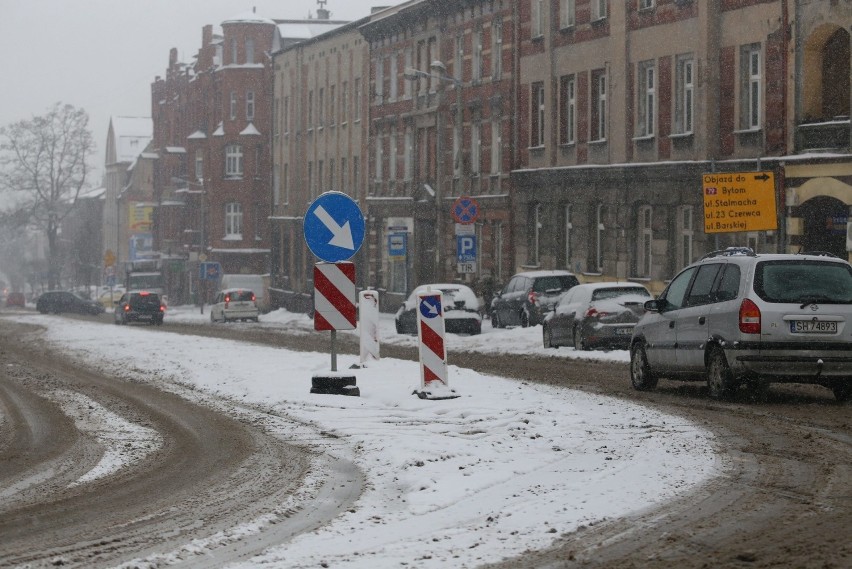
[630,248,852,401]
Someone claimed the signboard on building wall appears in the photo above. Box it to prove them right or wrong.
[129,204,153,232]
[702,171,778,233]
[129,233,153,260]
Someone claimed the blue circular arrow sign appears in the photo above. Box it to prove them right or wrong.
[304,192,366,263]
[419,296,442,319]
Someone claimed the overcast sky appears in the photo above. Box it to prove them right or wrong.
[0,0,404,185]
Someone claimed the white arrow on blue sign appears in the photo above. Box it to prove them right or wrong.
[419,296,442,319]
[304,192,366,263]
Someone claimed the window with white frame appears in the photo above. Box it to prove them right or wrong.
[638,61,655,137]
[678,205,694,267]
[375,57,384,103]
[592,0,607,20]
[194,149,203,181]
[225,202,242,237]
[675,55,694,134]
[637,205,653,277]
[341,82,348,122]
[308,90,313,128]
[329,85,336,125]
[246,91,255,121]
[563,203,573,268]
[741,44,762,130]
[374,125,383,181]
[639,0,655,10]
[594,204,605,272]
[229,91,237,120]
[592,70,607,141]
[560,0,575,28]
[490,113,501,175]
[389,54,398,100]
[389,126,397,180]
[560,74,576,144]
[531,82,545,147]
[404,126,413,180]
[492,19,502,79]
[354,78,362,121]
[455,35,464,82]
[225,144,243,177]
[318,87,325,127]
[532,0,545,38]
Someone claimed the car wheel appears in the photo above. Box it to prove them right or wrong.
[831,381,852,403]
[520,309,530,328]
[707,347,738,400]
[543,325,556,348]
[630,342,658,391]
[573,326,588,351]
[492,311,504,329]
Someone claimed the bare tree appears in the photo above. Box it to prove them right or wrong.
[0,103,95,289]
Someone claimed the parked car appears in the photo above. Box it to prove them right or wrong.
[210,288,260,323]
[114,290,165,325]
[36,291,105,315]
[5,292,26,307]
[491,270,579,328]
[98,287,125,309]
[395,283,482,335]
[543,282,652,350]
[629,248,852,402]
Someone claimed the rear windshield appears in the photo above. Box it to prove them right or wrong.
[532,275,578,293]
[227,290,255,302]
[591,287,651,301]
[754,260,852,304]
[130,293,161,308]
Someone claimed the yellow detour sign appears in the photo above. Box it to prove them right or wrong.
[103,250,116,267]
[702,171,778,233]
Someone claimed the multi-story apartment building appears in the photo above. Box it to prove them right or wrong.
[270,14,362,312]
[360,0,519,309]
[150,10,345,304]
[512,0,850,292]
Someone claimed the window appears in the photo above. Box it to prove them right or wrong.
[341,81,348,121]
[308,90,313,128]
[490,113,501,175]
[318,87,325,126]
[375,57,384,103]
[283,163,289,204]
[741,44,762,130]
[686,264,723,307]
[246,91,255,121]
[230,39,237,64]
[245,38,254,64]
[354,78,362,121]
[194,149,203,181]
[374,125,383,181]
[329,85,336,125]
[639,0,655,10]
[308,162,313,198]
[471,117,481,176]
[593,0,607,20]
[453,106,462,177]
[318,160,324,192]
[492,19,502,79]
[563,204,573,268]
[531,82,545,147]
[532,0,544,37]
[455,35,464,83]
[273,98,279,136]
[225,202,242,237]
[675,55,694,134]
[560,74,576,144]
[229,91,237,120]
[404,126,413,180]
[678,206,694,268]
[273,164,280,206]
[329,159,335,190]
[637,205,652,277]
[473,28,483,81]
[225,144,243,177]
[594,204,605,272]
[560,0,575,28]
[661,266,695,310]
[638,61,655,137]
[530,202,542,266]
[389,126,397,180]
[404,49,413,99]
[389,54,398,100]
[592,70,607,141]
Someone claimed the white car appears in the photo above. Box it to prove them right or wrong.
[210,288,260,323]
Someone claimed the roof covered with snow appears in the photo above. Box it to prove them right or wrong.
[222,11,276,25]
[107,116,152,165]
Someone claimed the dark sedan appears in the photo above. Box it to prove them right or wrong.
[543,282,651,350]
[395,284,482,335]
[36,291,105,315]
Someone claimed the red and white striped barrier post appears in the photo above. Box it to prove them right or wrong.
[358,290,380,366]
[311,262,359,396]
[414,290,459,400]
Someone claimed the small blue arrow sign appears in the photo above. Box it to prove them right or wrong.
[304,192,366,263]
[419,295,441,319]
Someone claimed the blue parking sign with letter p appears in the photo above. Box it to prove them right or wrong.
[457,235,477,263]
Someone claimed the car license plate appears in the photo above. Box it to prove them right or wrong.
[614,327,632,336]
[790,320,837,334]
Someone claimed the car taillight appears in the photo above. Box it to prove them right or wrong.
[251,293,256,302]
[528,291,538,305]
[585,307,610,319]
[124,305,130,312]
[739,299,761,334]
[160,305,166,312]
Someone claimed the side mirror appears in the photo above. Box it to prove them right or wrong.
[644,299,662,313]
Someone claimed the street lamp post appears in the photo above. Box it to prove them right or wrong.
[403,61,462,282]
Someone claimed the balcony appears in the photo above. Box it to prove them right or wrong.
[795,117,850,154]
